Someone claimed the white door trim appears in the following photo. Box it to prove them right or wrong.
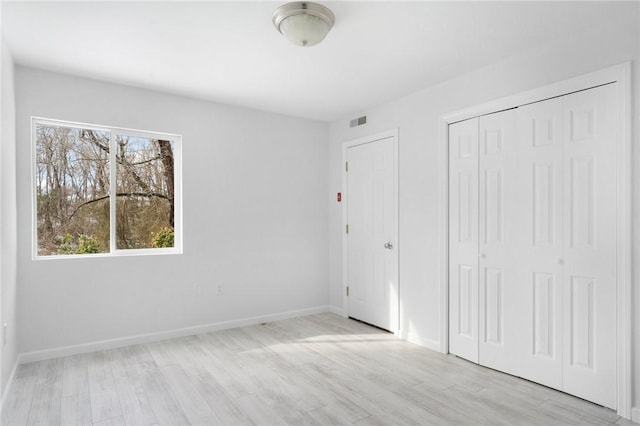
[342,128,399,333]
[437,62,632,419]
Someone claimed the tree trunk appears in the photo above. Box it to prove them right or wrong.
[158,140,175,228]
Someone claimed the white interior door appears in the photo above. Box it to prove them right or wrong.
[448,118,479,363]
[346,136,398,332]
[561,84,617,409]
[513,96,565,390]
[478,109,519,375]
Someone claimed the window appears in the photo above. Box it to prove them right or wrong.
[33,118,182,258]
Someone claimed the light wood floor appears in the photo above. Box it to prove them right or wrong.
[1,313,634,426]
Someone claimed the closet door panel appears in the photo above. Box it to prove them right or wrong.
[478,110,518,374]
[562,84,617,409]
[448,118,480,363]
[513,97,564,389]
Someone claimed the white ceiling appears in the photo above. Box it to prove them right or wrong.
[2,1,633,122]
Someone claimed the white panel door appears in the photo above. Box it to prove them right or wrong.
[448,118,479,363]
[513,97,564,389]
[562,84,617,409]
[478,109,518,375]
[346,136,397,332]
[448,83,618,410]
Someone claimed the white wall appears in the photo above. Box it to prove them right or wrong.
[328,9,640,415]
[1,41,18,394]
[634,5,640,422]
[15,67,330,354]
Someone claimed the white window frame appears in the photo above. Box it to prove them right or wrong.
[31,117,183,259]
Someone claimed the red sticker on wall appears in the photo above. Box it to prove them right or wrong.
[337,192,342,202]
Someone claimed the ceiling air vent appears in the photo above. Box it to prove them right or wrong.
[350,116,367,128]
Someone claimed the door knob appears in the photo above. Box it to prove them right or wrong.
[384,242,393,250]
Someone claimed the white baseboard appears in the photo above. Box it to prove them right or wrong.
[18,305,330,364]
[631,406,640,423]
[328,305,344,316]
[0,358,20,416]
[401,330,441,352]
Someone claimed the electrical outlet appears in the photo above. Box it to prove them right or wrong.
[216,284,224,295]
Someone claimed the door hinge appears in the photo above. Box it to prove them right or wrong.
[345,161,349,172]
[346,286,349,297]
[345,224,349,234]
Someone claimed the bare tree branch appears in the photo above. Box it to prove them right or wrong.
[67,192,170,221]
[81,130,109,153]
[129,156,162,166]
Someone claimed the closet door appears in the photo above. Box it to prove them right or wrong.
[562,84,617,409]
[448,118,479,363]
[513,97,565,389]
[448,84,618,410]
[478,110,518,374]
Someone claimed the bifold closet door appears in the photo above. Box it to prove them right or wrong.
[561,84,617,409]
[448,83,617,410]
[448,117,479,363]
[513,97,565,390]
[477,109,519,375]
[449,109,521,372]
[512,84,617,408]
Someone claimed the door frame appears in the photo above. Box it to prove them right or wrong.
[342,128,399,333]
[437,62,632,418]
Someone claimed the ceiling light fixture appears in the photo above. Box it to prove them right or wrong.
[272,2,335,47]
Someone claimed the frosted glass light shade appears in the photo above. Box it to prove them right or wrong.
[279,13,330,46]
[273,2,335,47]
